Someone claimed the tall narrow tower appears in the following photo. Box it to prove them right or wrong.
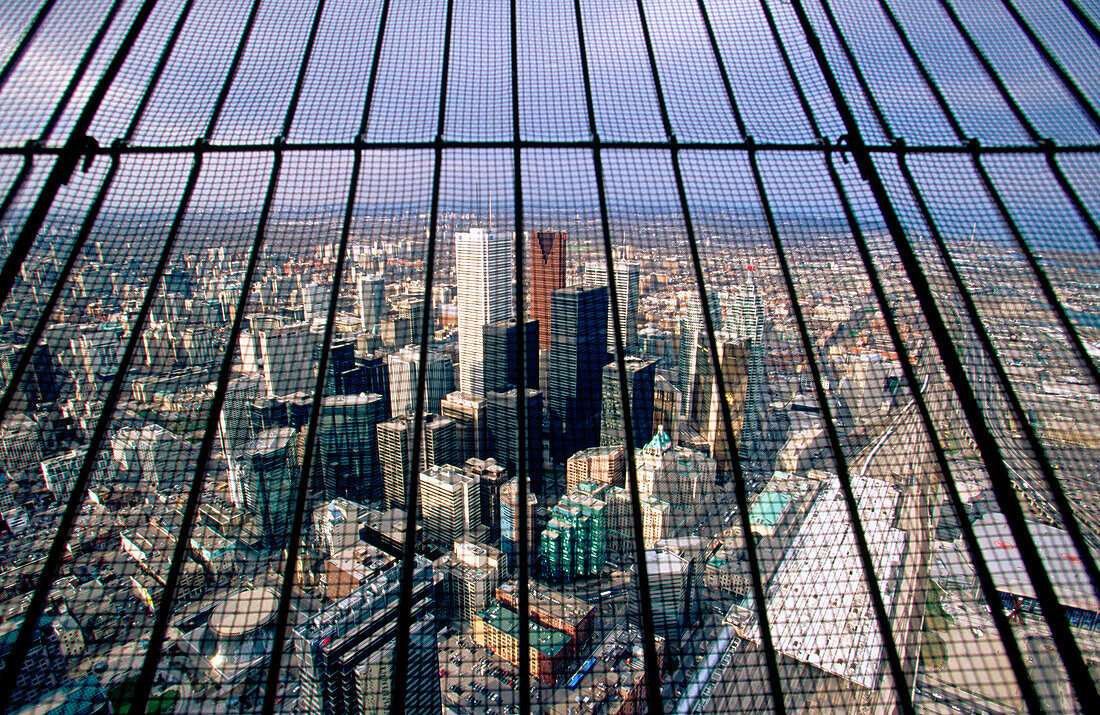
[456,227,511,396]
[727,280,765,456]
[528,231,566,350]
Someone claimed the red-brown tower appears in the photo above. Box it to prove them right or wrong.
[527,231,566,349]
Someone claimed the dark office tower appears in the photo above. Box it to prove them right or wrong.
[315,339,356,395]
[394,297,425,348]
[358,273,386,329]
[600,358,656,448]
[528,230,566,350]
[316,393,384,503]
[487,388,544,496]
[548,286,610,463]
[229,427,297,547]
[499,477,537,569]
[293,554,440,715]
[441,391,486,463]
[0,343,59,411]
[359,355,391,420]
[653,373,681,444]
[378,413,457,509]
[483,318,539,393]
[248,395,289,438]
[464,456,508,541]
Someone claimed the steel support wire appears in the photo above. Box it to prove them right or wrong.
[0,0,160,308]
[825,146,1028,705]
[783,0,1100,706]
[688,1,791,712]
[896,146,1047,712]
[995,0,1100,134]
[389,1,454,712]
[861,0,1100,613]
[0,1,262,709]
[0,0,58,92]
[0,0,197,445]
[570,1,664,711]
[507,0,533,710]
[135,1,333,713]
[759,0,918,709]
[241,0,376,710]
[929,0,1100,263]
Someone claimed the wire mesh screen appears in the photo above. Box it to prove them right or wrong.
[0,1,1097,714]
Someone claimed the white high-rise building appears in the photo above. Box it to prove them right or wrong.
[455,227,511,396]
[420,464,481,545]
[726,281,765,454]
[585,259,640,355]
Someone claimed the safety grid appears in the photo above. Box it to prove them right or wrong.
[0,1,1097,714]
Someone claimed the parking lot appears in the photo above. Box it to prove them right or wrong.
[438,633,521,714]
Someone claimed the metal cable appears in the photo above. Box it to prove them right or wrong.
[389,1,454,712]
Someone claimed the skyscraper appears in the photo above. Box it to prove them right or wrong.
[566,445,625,493]
[315,393,384,503]
[229,427,297,546]
[700,334,750,478]
[245,322,314,397]
[527,231,566,351]
[499,477,536,568]
[393,297,425,349]
[727,281,766,457]
[486,388,544,495]
[293,554,440,715]
[585,259,640,355]
[441,391,487,463]
[420,464,481,545]
[456,227,511,396]
[678,290,722,424]
[483,319,539,393]
[358,274,386,329]
[463,457,508,541]
[386,346,453,417]
[541,489,607,582]
[548,286,610,463]
[301,281,329,321]
[377,413,457,509]
[600,358,656,449]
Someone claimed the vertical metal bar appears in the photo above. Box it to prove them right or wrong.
[508,0,533,711]
[570,1,664,712]
[0,143,204,715]
[1060,0,1100,50]
[0,0,59,92]
[259,0,396,707]
[844,0,1100,645]
[832,0,1100,616]
[966,144,1100,410]
[929,0,1041,142]
[390,1,454,712]
[135,0,333,711]
[893,148,1045,713]
[681,3,791,713]
[746,144,913,713]
[808,0,895,141]
[781,0,1100,705]
[0,0,161,307]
